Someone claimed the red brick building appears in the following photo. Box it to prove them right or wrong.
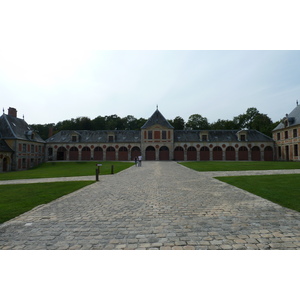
[46,109,275,162]
[273,104,300,161]
[0,108,45,171]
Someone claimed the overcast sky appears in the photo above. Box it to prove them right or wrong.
[1,1,300,126]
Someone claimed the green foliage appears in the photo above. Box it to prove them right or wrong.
[180,161,300,172]
[216,174,300,212]
[168,116,185,129]
[0,181,94,224]
[0,161,134,180]
[186,114,210,130]
[30,107,280,140]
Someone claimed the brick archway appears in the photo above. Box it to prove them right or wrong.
[94,147,103,160]
[213,146,222,160]
[187,146,197,161]
[225,146,235,161]
[118,147,128,161]
[69,146,79,161]
[131,147,141,160]
[82,146,91,160]
[200,146,209,161]
[264,146,274,161]
[174,146,184,161]
[251,146,260,161]
[159,146,169,161]
[106,147,116,161]
[146,146,156,160]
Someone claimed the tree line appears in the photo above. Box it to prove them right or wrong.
[30,107,280,140]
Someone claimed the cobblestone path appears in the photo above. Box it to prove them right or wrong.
[1,161,300,250]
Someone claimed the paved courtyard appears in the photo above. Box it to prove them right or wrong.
[1,161,300,250]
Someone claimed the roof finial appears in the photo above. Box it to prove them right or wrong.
[297,100,299,106]
[156,105,158,110]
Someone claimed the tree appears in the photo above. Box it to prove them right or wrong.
[92,116,106,130]
[171,116,185,130]
[210,119,238,130]
[186,114,209,130]
[122,115,138,130]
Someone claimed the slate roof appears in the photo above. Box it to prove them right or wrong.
[273,105,300,131]
[174,130,273,142]
[46,130,141,143]
[0,113,45,143]
[0,139,13,152]
[141,109,174,129]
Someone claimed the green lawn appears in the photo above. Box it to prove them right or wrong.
[0,181,94,224]
[179,161,300,172]
[0,161,134,180]
[216,174,300,212]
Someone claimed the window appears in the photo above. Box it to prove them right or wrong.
[294,144,298,157]
[22,158,26,168]
[277,133,280,140]
[31,145,34,153]
[108,136,114,142]
[72,136,77,142]
[278,146,281,158]
[148,131,153,139]
[241,134,246,141]
[285,131,289,139]
[23,144,26,152]
[202,135,207,141]
[293,129,297,138]
[162,131,167,140]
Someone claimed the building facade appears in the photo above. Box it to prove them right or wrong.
[273,104,300,161]
[0,108,45,172]
[1,107,282,172]
[45,109,275,163]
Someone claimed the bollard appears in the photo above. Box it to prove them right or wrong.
[111,165,114,174]
[96,168,99,181]
[96,164,102,181]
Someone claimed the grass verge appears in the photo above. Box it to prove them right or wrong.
[216,174,300,212]
[0,161,134,180]
[0,181,94,224]
[180,161,300,172]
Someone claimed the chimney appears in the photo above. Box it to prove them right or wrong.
[8,107,17,118]
[48,125,54,138]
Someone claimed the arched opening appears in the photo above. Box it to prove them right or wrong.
[213,146,222,160]
[264,146,274,161]
[82,146,91,160]
[251,146,260,161]
[146,146,156,161]
[174,146,184,161]
[3,157,9,172]
[131,147,141,160]
[225,146,235,161]
[238,146,248,161]
[159,146,169,160]
[106,146,116,161]
[94,147,103,160]
[200,146,210,161]
[187,146,197,161]
[118,146,128,161]
[69,146,79,161]
[48,147,54,161]
[57,146,67,161]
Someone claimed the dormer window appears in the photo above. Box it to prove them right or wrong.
[72,135,77,142]
[108,135,114,142]
[202,135,208,141]
[237,130,248,142]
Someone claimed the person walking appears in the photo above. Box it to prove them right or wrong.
[138,155,142,167]
[134,156,138,167]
